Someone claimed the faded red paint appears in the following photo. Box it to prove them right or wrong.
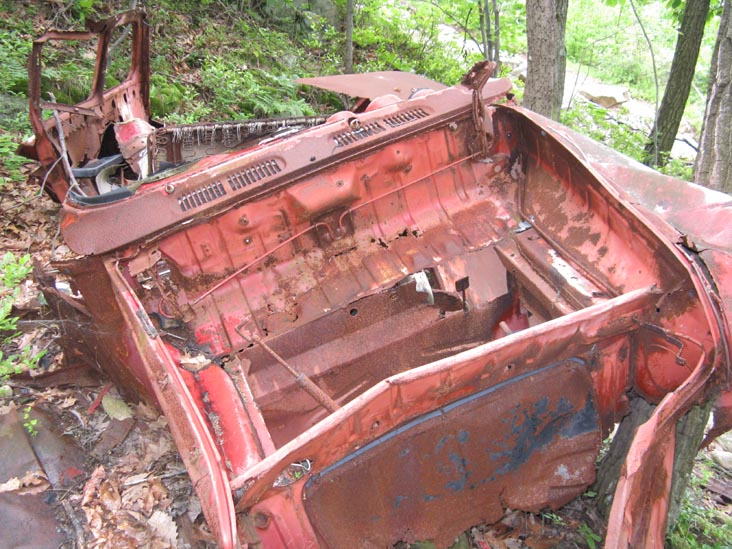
[20,11,732,549]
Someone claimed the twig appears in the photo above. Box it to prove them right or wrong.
[87,383,113,414]
[419,0,483,55]
[61,499,86,548]
[122,469,188,487]
[47,92,85,197]
[628,0,660,166]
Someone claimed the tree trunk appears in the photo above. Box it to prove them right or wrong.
[345,0,354,74]
[483,0,493,61]
[523,0,568,121]
[644,0,710,167]
[695,0,732,192]
[595,398,654,517]
[492,0,500,69]
[667,401,713,533]
[594,397,712,536]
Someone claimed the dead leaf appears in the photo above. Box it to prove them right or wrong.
[0,470,49,494]
[58,396,77,409]
[82,465,106,506]
[102,394,133,420]
[148,510,178,547]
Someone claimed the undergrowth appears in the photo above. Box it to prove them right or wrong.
[668,461,732,548]
[0,252,42,382]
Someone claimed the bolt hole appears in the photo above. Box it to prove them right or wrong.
[349,308,358,317]
[506,363,513,371]
[371,420,380,430]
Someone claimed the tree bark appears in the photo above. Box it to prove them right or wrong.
[345,0,354,74]
[695,0,732,192]
[667,401,713,533]
[523,0,568,121]
[644,0,710,167]
[492,0,500,68]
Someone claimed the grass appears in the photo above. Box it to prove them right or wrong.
[668,459,732,548]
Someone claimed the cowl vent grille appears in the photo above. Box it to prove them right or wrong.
[178,181,226,212]
[382,108,429,128]
[334,123,385,147]
[226,159,282,192]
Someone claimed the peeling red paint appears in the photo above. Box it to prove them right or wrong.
[20,11,732,549]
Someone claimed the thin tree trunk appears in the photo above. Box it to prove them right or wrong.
[643,0,710,167]
[345,0,354,74]
[479,2,488,60]
[695,0,732,191]
[667,402,713,533]
[492,0,500,69]
[484,0,493,60]
[523,0,568,121]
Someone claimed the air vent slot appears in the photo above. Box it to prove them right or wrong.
[178,181,227,212]
[382,108,429,128]
[226,159,282,192]
[334,123,385,147]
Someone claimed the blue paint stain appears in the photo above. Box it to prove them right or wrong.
[304,357,595,499]
[445,451,469,492]
[484,392,598,478]
[435,435,449,452]
[394,495,407,509]
[399,447,410,457]
[457,429,469,444]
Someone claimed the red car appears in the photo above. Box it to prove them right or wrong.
[20,11,732,548]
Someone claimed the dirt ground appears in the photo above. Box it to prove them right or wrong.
[1,148,731,549]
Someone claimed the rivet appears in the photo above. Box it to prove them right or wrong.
[239,215,249,226]
[244,237,253,245]
[164,184,175,194]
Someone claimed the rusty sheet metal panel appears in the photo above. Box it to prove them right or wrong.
[302,360,600,547]
[22,11,150,202]
[296,71,449,99]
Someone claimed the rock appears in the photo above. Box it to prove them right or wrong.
[710,448,732,471]
[579,82,630,108]
[714,431,732,453]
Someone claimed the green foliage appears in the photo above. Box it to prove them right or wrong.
[197,56,316,119]
[21,405,38,436]
[562,102,647,161]
[351,1,474,85]
[579,523,602,549]
[658,156,694,181]
[667,465,732,548]
[0,252,42,383]
[0,27,33,95]
[0,130,28,186]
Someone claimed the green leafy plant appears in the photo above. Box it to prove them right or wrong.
[0,253,43,382]
[668,466,732,548]
[579,522,602,549]
[0,132,27,186]
[21,405,38,437]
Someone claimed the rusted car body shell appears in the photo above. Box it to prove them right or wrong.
[22,12,732,549]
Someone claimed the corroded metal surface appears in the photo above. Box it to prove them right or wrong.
[22,11,732,549]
